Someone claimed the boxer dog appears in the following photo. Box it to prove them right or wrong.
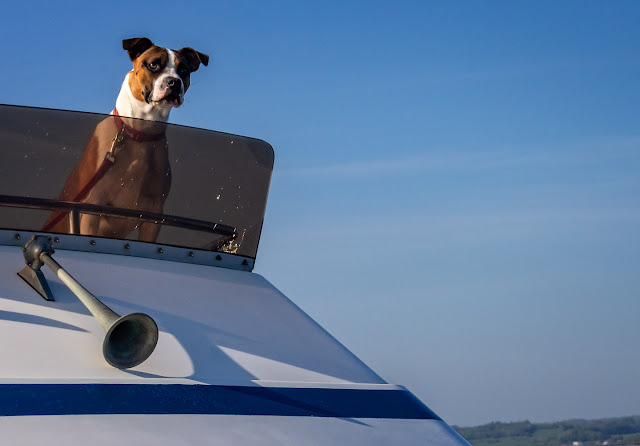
[43,38,208,242]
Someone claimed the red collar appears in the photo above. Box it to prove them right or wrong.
[112,107,166,142]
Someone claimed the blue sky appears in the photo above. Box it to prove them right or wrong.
[2,1,640,426]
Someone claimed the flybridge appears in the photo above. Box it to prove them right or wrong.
[0,104,274,270]
[0,104,274,370]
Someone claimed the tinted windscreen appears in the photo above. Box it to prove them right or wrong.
[0,105,273,259]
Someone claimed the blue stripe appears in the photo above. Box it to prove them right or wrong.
[0,384,440,419]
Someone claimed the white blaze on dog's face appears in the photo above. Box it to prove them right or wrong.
[122,38,209,109]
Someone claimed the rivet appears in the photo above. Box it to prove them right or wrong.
[90,240,96,246]
[14,234,21,241]
[242,259,249,266]
[123,243,130,250]
[53,237,60,243]
[188,251,195,257]
[157,247,163,254]
[216,255,222,261]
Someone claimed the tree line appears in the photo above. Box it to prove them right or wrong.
[453,416,640,445]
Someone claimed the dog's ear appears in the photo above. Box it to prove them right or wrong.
[123,38,154,61]
[178,47,209,72]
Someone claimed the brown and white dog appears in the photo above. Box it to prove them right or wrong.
[44,38,208,242]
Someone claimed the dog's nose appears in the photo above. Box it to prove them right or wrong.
[167,77,181,89]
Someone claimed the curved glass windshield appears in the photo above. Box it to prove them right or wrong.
[0,105,273,259]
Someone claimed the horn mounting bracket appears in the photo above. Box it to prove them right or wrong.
[17,235,55,301]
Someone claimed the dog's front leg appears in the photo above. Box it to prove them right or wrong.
[138,222,161,243]
[80,213,101,236]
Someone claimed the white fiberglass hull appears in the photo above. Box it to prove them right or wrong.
[0,245,469,445]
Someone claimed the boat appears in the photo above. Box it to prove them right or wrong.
[0,104,470,444]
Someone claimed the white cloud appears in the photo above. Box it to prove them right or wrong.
[279,136,640,179]
[280,150,541,178]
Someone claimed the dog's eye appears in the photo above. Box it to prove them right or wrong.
[178,66,188,76]
[147,62,159,71]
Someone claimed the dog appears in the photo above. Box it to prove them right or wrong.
[43,38,208,242]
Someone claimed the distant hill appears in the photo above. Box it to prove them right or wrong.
[452,416,640,446]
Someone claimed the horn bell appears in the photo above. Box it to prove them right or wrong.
[103,313,159,369]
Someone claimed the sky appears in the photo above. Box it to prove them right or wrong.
[2,0,639,426]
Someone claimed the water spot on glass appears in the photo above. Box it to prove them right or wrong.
[220,229,245,254]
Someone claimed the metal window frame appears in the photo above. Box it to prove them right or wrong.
[0,230,254,272]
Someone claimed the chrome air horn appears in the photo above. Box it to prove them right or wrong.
[17,235,158,369]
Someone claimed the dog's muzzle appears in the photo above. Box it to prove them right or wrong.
[152,76,184,105]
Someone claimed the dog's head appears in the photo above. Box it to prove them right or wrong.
[123,37,209,108]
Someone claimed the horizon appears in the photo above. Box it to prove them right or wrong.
[2,1,639,426]
[456,414,640,429]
